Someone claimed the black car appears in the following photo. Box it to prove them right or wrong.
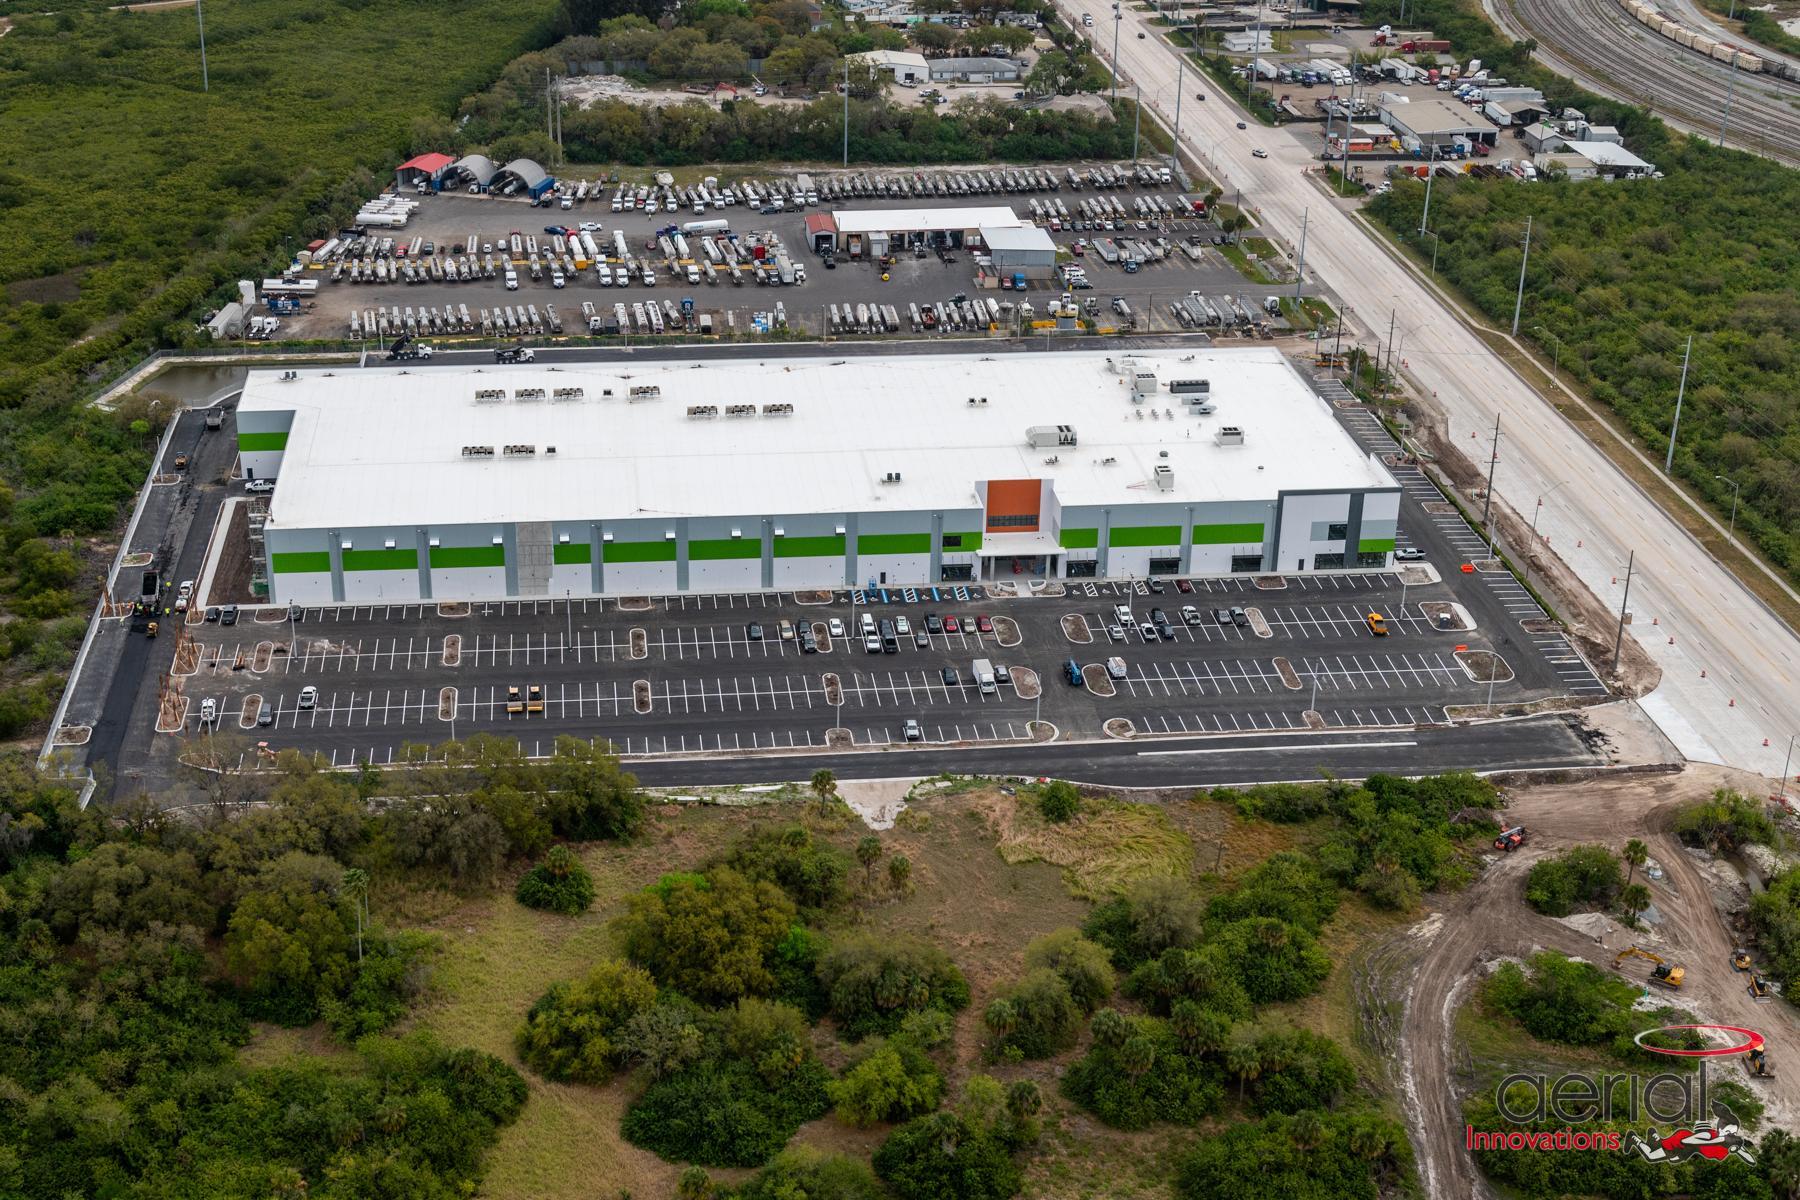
[1150,608,1169,625]
[941,666,960,686]
[1214,608,1234,625]
[799,629,818,653]
[747,623,764,641]
[925,613,943,634]
[220,605,238,626]
[1230,607,1249,628]
[204,606,220,623]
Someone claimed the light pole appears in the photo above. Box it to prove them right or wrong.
[1427,229,1441,277]
[1611,549,1635,676]
[1713,474,1742,545]
[1419,167,1434,235]
[197,0,209,92]
[1112,4,1122,102]
[1529,479,1572,542]
[1533,325,1560,381]
[1781,733,1795,802]
[1308,660,1318,713]
[1170,57,1184,177]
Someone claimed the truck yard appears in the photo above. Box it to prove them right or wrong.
[255,164,1312,344]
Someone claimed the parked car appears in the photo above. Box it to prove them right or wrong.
[943,615,960,633]
[904,718,923,742]
[941,666,960,686]
[976,615,993,633]
[1395,547,1427,561]
[746,622,764,641]
[828,617,846,637]
[1106,656,1128,680]
[925,613,943,634]
[298,685,317,710]
[245,479,275,493]
[1230,607,1249,628]
[1182,605,1202,625]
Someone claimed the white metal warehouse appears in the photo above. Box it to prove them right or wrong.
[236,348,1401,605]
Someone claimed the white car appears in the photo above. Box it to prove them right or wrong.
[245,479,275,493]
[1252,148,1269,159]
[298,685,318,710]
[895,616,912,635]
[828,617,846,638]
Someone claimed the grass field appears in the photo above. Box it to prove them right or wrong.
[224,784,1408,1200]
[0,0,558,387]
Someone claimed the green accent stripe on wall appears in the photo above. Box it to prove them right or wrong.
[271,551,330,574]
[857,533,930,556]
[689,538,761,561]
[238,431,289,452]
[1059,527,1099,550]
[605,540,678,564]
[553,542,592,565]
[1358,538,1396,554]
[341,548,418,572]
[1109,525,1181,548]
[430,545,505,569]
[774,535,845,559]
[943,531,982,552]
[1193,523,1266,545]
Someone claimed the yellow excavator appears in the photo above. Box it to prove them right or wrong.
[1749,973,1774,1001]
[1747,1047,1776,1079]
[1733,948,1753,971]
[1612,945,1685,990]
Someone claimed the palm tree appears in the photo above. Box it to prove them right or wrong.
[1623,838,1648,887]
[984,998,1018,1044]
[887,853,913,894]
[1290,1110,1327,1152]
[856,835,883,888]
[1091,1007,1130,1048]
[1762,1129,1800,1200]
[1619,882,1652,927]
[342,867,369,963]
[545,845,576,878]
[810,768,837,811]
[1119,1035,1157,1077]
[1226,1034,1264,1101]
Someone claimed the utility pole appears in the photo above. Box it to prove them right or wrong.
[1419,166,1434,235]
[1510,215,1532,336]
[1480,413,1501,529]
[1293,208,1308,302]
[1665,333,1692,472]
[1780,732,1795,802]
[1133,84,1142,160]
[1338,79,1355,195]
[196,0,209,92]
[1714,474,1742,544]
[843,57,850,168]
[1384,309,1396,376]
[1611,550,1635,676]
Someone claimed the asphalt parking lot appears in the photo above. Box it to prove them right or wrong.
[170,548,1602,768]
[289,177,1298,344]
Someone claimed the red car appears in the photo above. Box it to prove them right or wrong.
[976,615,994,633]
[1175,579,1194,594]
[943,615,960,633]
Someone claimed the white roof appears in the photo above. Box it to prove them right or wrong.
[1560,140,1651,169]
[1381,96,1496,136]
[242,348,1396,531]
[851,49,928,72]
[980,224,1055,253]
[831,207,1024,235]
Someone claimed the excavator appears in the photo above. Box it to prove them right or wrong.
[1733,948,1753,971]
[1749,973,1774,1001]
[1612,946,1685,990]
[1747,1047,1776,1079]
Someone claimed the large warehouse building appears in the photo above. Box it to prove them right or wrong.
[238,349,1401,605]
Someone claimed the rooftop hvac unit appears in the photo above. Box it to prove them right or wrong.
[474,388,505,402]
[461,445,496,457]
[762,403,794,416]
[687,405,719,418]
[725,404,756,417]
[1026,424,1078,448]
[1215,426,1245,446]
[1153,465,1175,491]
[513,388,546,401]
[1132,372,1158,395]
[552,387,584,400]
[1168,378,1211,396]
[504,444,537,456]
[966,396,989,406]
[881,471,903,484]
[629,385,662,401]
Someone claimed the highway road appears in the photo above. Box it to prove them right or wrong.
[1493,0,1800,164]
[1061,0,1800,778]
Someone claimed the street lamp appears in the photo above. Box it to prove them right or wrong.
[1533,325,1561,380]
[1111,4,1122,102]
[1529,479,1573,541]
[1713,474,1742,545]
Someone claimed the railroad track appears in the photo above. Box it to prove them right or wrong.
[1498,0,1800,164]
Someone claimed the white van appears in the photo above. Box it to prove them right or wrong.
[504,268,519,291]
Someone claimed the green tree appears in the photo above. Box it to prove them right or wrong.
[829,1039,943,1126]
[856,835,884,888]
[615,866,797,1003]
[1024,928,1115,1013]
[817,931,972,1039]
[987,968,1081,1060]
[223,851,357,1020]
[888,852,913,895]
[1037,780,1080,823]
[1091,1006,1130,1048]
[1619,882,1653,926]
[1623,837,1649,887]
[811,768,838,812]
[617,1001,706,1080]
[736,1147,887,1200]
[515,845,598,915]
[516,958,658,1083]
[1524,845,1623,916]
[873,1110,1022,1200]
[342,866,369,962]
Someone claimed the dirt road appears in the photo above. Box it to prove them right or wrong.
[1368,767,1800,1198]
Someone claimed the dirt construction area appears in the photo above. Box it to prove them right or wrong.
[1365,757,1800,1198]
